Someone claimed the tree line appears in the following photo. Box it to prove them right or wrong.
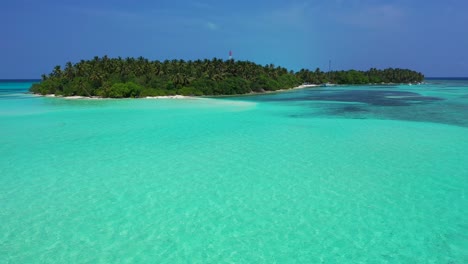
[30,56,424,97]
[297,67,424,85]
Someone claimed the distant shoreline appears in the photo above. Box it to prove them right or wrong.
[29,56,424,98]
[35,84,321,99]
[0,79,41,82]
[38,94,194,100]
[33,82,426,99]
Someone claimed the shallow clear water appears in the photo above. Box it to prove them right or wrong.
[1,80,467,263]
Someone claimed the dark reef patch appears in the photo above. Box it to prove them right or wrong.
[262,89,443,107]
[263,89,467,127]
[339,105,369,113]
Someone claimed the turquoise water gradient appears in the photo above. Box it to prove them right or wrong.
[1,80,467,263]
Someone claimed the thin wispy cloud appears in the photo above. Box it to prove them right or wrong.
[192,1,215,10]
[337,4,406,30]
[265,2,310,28]
[72,6,141,21]
[217,2,316,34]
[205,22,220,31]
[69,5,218,33]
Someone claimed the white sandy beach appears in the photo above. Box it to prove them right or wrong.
[36,84,320,99]
[145,95,193,99]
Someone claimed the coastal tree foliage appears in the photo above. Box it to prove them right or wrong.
[297,67,424,85]
[30,56,424,97]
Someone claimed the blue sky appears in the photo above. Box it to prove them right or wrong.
[1,0,467,78]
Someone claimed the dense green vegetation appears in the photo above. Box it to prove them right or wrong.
[297,68,425,85]
[30,56,424,97]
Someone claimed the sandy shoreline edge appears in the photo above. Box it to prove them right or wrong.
[35,84,321,100]
[39,94,194,100]
[35,83,421,99]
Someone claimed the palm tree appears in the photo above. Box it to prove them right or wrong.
[52,65,62,78]
[64,62,75,79]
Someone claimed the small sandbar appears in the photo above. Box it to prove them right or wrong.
[295,84,320,89]
[145,95,194,99]
[64,96,103,100]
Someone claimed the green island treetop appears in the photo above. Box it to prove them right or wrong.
[30,56,424,97]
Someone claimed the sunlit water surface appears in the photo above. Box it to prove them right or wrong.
[1,79,467,263]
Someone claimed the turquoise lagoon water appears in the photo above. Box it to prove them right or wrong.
[0,80,467,263]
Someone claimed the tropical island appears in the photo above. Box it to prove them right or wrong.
[30,56,424,98]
